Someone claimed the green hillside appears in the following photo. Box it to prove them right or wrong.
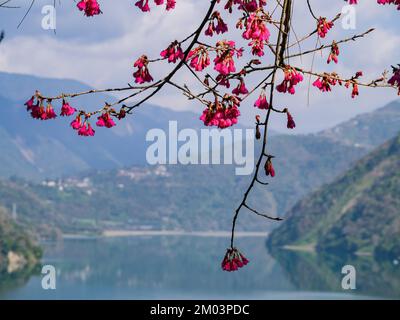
[268,133,400,257]
[0,205,42,280]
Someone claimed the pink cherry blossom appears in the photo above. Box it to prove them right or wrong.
[276,66,304,95]
[221,248,249,272]
[133,55,154,84]
[96,113,116,128]
[214,40,242,76]
[317,17,334,38]
[254,92,269,110]
[77,0,101,16]
[232,79,249,95]
[160,41,184,63]
[187,46,210,72]
[61,100,77,117]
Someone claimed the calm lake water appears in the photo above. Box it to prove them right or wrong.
[0,235,399,300]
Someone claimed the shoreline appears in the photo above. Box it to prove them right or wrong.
[103,230,269,238]
[283,244,316,253]
[63,230,269,239]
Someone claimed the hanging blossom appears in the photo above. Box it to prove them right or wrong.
[133,55,154,84]
[70,115,95,137]
[220,0,264,13]
[264,157,275,177]
[317,17,334,38]
[276,66,304,94]
[24,94,127,137]
[216,74,231,88]
[388,66,400,95]
[187,46,211,72]
[96,112,116,128]
[345,0,400,10]
[345,71,363,99]
[377,0,400,9]
[200,95,241,129]
[205,11,228,36]
[25,97,57,120]
[221,248,249,272]
[327,41,340,64]
[254,91,269,109]
[135,0,176,12]
[77,0,101,16]
[78,122,96,137]
[214,40,243,76]
[232,78,249,95]
[284,108,296,129]
[313,72,342,93]
[238,0,267,13]
[160,41,184,63]
[60,100,77,117]
[238,8,271,57]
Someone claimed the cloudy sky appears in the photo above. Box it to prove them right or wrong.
[0,0,399,133]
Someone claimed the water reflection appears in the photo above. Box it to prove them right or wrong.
[0,264,40,296]
[270,248,400,299]
[0,236,398,299]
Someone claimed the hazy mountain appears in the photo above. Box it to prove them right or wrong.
[268,133,400,258]
[318,100,400,149]
[0,71,399,234]
[2,72,398,183]
[0,72,203,180]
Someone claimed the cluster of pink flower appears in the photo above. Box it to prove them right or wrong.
[160,41,184,63]
[264,157,275,177]
[254,91,269,110]
[135,0,176,12]
[205,11,228,36]
[71,116,96,137]
[377,0,400,9]
[77,0,101,17]
[187,46,210,72]
[327,41,340,64]
[346,0,400,10]
[239,9,271,56]
[60,100,77,117]
[236,0,267,13]
[200,106,241,129]
[96,112,116,128]
[276,66,304,95]
[200,96,241,129]
[317,17,334,38]
[24,94,129,137]
[232,78,249,95]
[214,40,243,75]
[388,66,400,95]
[133,55,154,84]
[187,41,243,76]
[344,71,363,98]
[221,248,249,272]
[25,97,74,120]
[313,72,341,93]
[313,71,363,98]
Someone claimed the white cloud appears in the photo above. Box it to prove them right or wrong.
[0,0,399,133]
